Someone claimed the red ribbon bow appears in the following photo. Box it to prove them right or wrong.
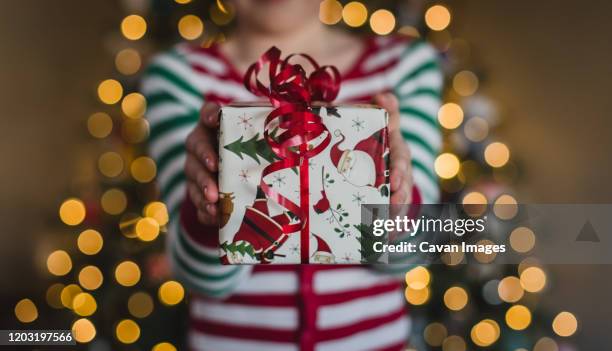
[243,47,341,263]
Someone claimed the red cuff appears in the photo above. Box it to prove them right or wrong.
[180,191,219,248]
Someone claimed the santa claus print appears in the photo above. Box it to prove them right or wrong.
[311,234,335,264]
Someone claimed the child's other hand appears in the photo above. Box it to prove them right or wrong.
[373,93,414,207]
[185,102,221,225]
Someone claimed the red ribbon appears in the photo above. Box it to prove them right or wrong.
[244,47,340,263]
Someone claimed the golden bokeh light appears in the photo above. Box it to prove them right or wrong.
[319,0,343,25]
[15,299,38,323]
[175,0,191,3]
[159,280,185,306]
[135,217,160,241]
[474,239,498,263]
[442,335,466,351]
[59,198,86,226]
[533,337,559,351]
[72,292,97,316]
[370,9,395,35]
[121,92,146,119]
[424,322,447,347]
[47,250,72,276]
[497,276,524,303]
[131,156,157,183]
[510,227,536,253]
[61,284,83,309]
[145,202,169,226]
[115,48,142,75]
[493,194,518,220]
[210,3,235,26]
[438,103,464,129]
[101,188,128,215]
[116,319,140,344]
[464,117,489,142]
[46,283,65,309]
[552,311,578,337]
[72,318,96,343]
[178,15,204,40]
[121,15,147,40]
[153,342,178,351]
[484,142,510,168]
[97,79,123,105]
[520,266,546,293]
[78,265,104,290]
[435,153,460,179]
[453,70,479,96]
[98,151,124,178]
[462,191,487,216]
[122,118,150,143]
[518,257,542,275]
[115,261,141,287]
[87,112,113,138]
[441,251,464,266]
[404,286,430,305]
[444,286,468,311]
[397,25,420,38]
[471,319,500,347]
[405,266,431,290]
[78,229,103,255]
[342,1,368,27]
[128,291,154,318]
[120,212,140,238]
[505,305,532,330]
[425,5,451,31]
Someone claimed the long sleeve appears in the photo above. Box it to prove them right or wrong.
[375,40,443,275]
[141,48,252,298]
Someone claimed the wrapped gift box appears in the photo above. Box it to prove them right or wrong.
[218,103,390,264]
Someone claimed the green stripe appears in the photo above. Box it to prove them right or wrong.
[150,113,198,141]
[172,243,239,281]
[162,172,186,200]
[399,106,438,129]
[396,60,440,88]
[146,91,181,108]
[156,143,185,174]
[412,159,438,184]
[176,225,221,264]
[399,87,441,99]
[401,130,436,155]
[145,60,202,98]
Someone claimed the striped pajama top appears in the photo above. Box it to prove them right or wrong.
[141,35,442,351]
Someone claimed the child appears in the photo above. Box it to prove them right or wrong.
[141,1,441,350]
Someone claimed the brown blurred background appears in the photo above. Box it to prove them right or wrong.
[1,0,611,348]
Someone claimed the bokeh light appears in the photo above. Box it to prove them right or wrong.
[438,103,464,129]
[178,15,204,40]
[72,318,96,343]
[533,337,559,351]
[471,319,500,347]
[115,48,141,75]
[145,202,169,226]
[115,261,141,287]
[87,112,113,138]
[122,118,150,143]
[505,305,532,330]
[552,311,578,337]
[101,188,128,215]
[520,266,546,292]
[319,0,343,25]
[47,250,72,276]
[98,151,124,178]
[15,299,38,323]
[158,280,185,305]
[135,217,160,241]
[404,286,430,305]
[59,198,86,226]
[60,284,83,309]
[210,3,235,25]
[405,266,431,290]
[78,265,104,290]
[474,239,498,263]
[78,229,103,255]
[442,335,466,351]
[370,9,395,35]
[453,70,479,96]
[425,5,451,31]
[46,283,65,309]
[510,227,536,253]
[128,291,154,318]
[435,153,460,179]
[444,286,468,311]
[153,342,177,351]
[116,319,140,344]
[121,92,146,119]
[493,194,518,220]
[72,292,97,316]
[464,117,489,142]
[97,79,123,105]
[498,276,524,303]
[342,1,368,27]
[121,15,147,40]
[484,142,510,168]
[424,322,447,347]
[462,191,487,216]
[130,156,157,183]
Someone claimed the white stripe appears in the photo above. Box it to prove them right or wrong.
[191,300,298,330]
[396,70,443,96]
[189,331,297,351]
[176,45,228,75]
[337,73,389,101]
[174,229,240,276]
[407,140,436,167]
[413,169,439,203]
[313,268,397,294]
[234,271,297,294]
[163,182,185,214]
[317,290,404,329]
[141,76,202,110]
[388,43,438,86]
[180,222,224,257]
[401,94,440,116]
[316,315,410,351]
[146,102,193,129]
[158,154,185,189]
[399,116,441,151]
[149,124,192,160]
[362,43,405,72]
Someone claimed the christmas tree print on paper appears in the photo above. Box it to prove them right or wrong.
[354,223,384,264]
[223,129,279,165]
[221,241,256,259]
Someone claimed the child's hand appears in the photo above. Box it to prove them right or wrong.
[185,102,221,225]
[373,93,414,206]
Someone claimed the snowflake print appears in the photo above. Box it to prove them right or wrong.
[239,169,250,182]
[237,113,253,130]
[352,192,365,206]
[351,117,365,131]
[289,244,299,254]
[272,174,286,187]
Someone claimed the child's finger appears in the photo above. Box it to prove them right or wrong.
[373,93,400,132]
[199,102,221,128]
[186,127,218,172]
